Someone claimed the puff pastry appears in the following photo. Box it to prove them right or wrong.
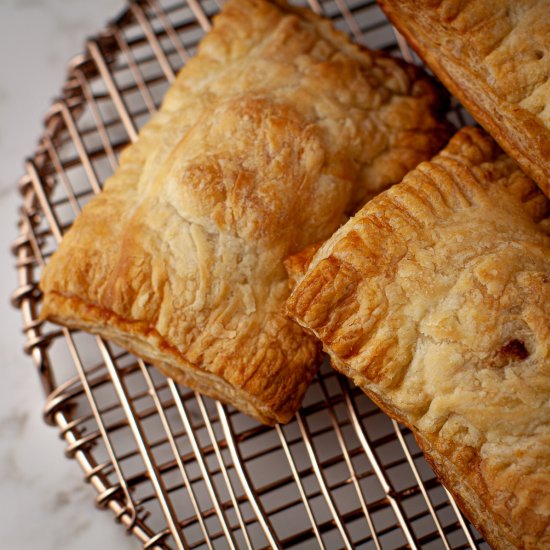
[286,127,550,548]
[39,0,451,425]
[377,0,550,198]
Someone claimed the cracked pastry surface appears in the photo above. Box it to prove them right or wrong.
[39,0,451,425]
[286,127,550,548]
[377,0,550,198]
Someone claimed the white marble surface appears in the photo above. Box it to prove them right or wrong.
[0,1,137,548]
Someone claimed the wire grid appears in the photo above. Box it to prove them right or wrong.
[11,0,484,548]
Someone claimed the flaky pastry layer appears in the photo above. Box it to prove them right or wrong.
[377,0,550,197]
[286,128,550,547]
[40,0,451,425]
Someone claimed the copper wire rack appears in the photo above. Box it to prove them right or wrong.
[11,0,486,548]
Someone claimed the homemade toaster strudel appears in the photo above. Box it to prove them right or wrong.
[286,127,550,548]
[39,0,452,425]
[377,0,550,198]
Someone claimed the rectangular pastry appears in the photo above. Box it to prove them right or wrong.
[377,0,550,198]
[39,0,451,425]
[286,127,550,548]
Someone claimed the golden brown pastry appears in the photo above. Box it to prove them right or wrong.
[286,127,550,548]
[39,0,451,425]
[377,0,550,198]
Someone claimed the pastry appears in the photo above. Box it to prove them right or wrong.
[39,0,451,425]
[376,0,550,198]
[286,127,550,548]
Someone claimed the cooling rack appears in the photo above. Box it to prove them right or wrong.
[12,0,486,548]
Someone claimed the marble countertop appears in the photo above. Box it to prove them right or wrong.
[0,1,137,548]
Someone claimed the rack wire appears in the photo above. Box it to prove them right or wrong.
[11,0,485,548]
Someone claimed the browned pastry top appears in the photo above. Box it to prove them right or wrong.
[39,0,451,425]
[286,127,550,548]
